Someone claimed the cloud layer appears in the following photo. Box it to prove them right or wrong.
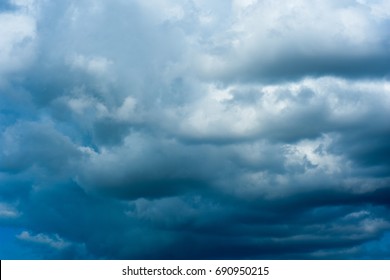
[1,0,390,259]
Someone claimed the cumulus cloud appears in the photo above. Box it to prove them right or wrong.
[194,0,390,82]
[0,0,390,259]
[0,7,36,85]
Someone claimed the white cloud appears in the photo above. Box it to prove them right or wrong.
[67,54,113,76]
[192,0,390,81]
[17,231,71,250]
[361,218,390,234]
[163,77,390,143]
[357,0,390,18]
[116,96,138,121]
[0,203,20,218]
[284,135,345,175]
[345,210,370,219]
[0,12,36,83]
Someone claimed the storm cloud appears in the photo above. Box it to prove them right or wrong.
[1,0,390,259]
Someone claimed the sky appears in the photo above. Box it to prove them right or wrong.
[0,0,390,259]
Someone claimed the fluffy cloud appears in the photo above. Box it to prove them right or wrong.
[0,0,390,259]
[194,0,390,82]
[0,8,36,85]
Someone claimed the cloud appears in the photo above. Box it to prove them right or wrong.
[17,231,70,250]
[0,121,82,176]
[0,9,36,85]
[0,0,390,259]
[164,78,390,144]
[196,0,390,82]
[0,203,20,219]
[15,230,91,259]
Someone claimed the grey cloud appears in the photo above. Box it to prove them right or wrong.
[0,121,82,175]
[1,0,390,260]
[76,134,217,199]
[234,53,390,83]
[92,117,131,147]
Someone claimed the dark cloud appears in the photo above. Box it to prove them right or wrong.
[0,122,82,175]
[92,118,131,146]
[235,52,390,83]
[1,0,390,260]
[330,127,390,172]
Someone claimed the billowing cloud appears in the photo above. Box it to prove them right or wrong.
[0,0,390,259]
[194,0,390,82]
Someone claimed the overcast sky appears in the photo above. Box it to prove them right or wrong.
[1,0,390,259]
